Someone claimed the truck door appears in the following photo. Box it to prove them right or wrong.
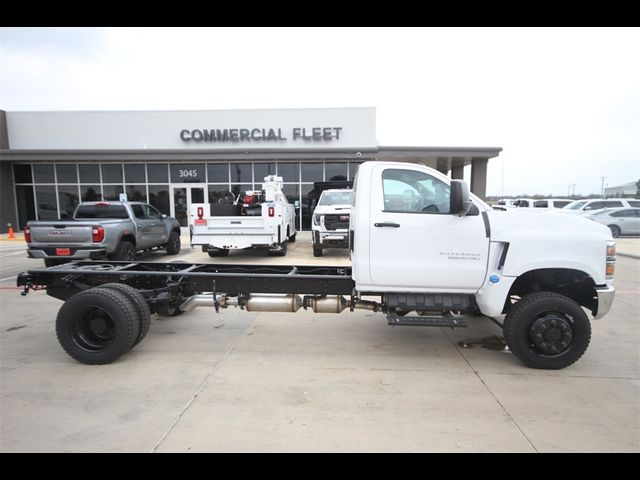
[368,165,490,292]
[131,204,154,249]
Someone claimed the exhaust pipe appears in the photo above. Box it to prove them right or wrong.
[180,293,303,313]
[180,294,377,315]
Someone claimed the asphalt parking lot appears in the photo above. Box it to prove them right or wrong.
[0,233,638,452]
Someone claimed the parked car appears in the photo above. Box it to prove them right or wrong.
[583,207,640,237]
[24,201,181,266]
[561,198,640,214]
[533,198,573,209]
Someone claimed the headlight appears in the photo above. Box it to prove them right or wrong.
[313,214,321,226]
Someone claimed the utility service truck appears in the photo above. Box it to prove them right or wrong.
[189,175,296,257]
[17,161,616,370]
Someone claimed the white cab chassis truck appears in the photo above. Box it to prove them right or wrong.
[190,175,297,257]
[18,162,616,370]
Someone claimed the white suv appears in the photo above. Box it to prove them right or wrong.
[311,189,353,257]
[562,198,640,214]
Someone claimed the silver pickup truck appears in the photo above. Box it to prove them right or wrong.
[24,201,182,266]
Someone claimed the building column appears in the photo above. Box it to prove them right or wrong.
[0,110,17,234]
[451,164,464,180]
[470,158,488,200]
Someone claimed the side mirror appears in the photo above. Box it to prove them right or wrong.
[450,180,472,216]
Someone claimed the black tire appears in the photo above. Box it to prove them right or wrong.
[268,240,287,257]
[55,287,140,364]
[288,231,296,243]
[608,225,621,238]
[99,283,151,348]
[166,230,181,255]
[112,241,136,261]
[208,249,229,257]
[44,258,71,268]
[313,246,323,257]
[503,291,591,369]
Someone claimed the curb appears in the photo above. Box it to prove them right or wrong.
[617,252,640,260]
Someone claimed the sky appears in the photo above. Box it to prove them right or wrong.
[1,27,638,197]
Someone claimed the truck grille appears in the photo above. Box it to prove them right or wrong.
[324,214,350,230]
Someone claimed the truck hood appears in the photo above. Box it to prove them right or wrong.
[313,205,352,215]
[486,208,612,284]
[487,208,611,241]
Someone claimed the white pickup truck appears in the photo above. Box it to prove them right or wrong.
[311,189,353,257]
[20,161,617,369]
[190,175,297,257]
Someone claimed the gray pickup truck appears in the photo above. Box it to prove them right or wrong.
[24,201,182,266]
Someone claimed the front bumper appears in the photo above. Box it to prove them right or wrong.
[27,248,107,260]
[313,230,349,248]
[594,284,616,319]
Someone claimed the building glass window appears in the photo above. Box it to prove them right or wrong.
[207,163,229,184]
[253,163,276,183]
[103,185,124,201]
[15,185,36,228]
[79,164,100,183]
[277,162,299,182]
[81,185,102,201]
[126,185,147,202]
[170,164,206,183]
[33,164,55,183]
[101,164,123,183]
[348,162,362,181]
[325,162,348,181]
[208,185,233,204]
[230,163,252,184]
[58,185,79,219]
[56,164,78,183]
[148,185,170,215]
[301,162,323,182]
[13,165,32,184]
[35,186,58,219]
[125,164,146,183]
[147,164,169,183]
[231,184,253,200]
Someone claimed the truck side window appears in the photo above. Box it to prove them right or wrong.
[144,204,162,219]
[131,204,146,219]
[382,169,450,214]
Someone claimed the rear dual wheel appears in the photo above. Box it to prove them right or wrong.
[55,284,151,364]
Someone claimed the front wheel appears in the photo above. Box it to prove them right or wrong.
[608,225,621,238]
[313,246,323,257]
[166,230,181,255]
[503,291,591,369]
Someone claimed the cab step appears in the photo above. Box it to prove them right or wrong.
[386,315,467,329]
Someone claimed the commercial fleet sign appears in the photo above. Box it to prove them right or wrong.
[180,127,343,143]
[6,108,376,150]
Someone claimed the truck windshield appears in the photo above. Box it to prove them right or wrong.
[564,201,587,210]
[319,191,353,206]
[75,205,129,219]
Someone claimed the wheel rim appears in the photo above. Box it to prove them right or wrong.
[123,246,135,261]
[529,313,573,355]
[72,306,116,352]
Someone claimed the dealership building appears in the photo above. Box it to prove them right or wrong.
[0,107,501,233]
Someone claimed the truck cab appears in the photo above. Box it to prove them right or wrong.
[311,189,353,257]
